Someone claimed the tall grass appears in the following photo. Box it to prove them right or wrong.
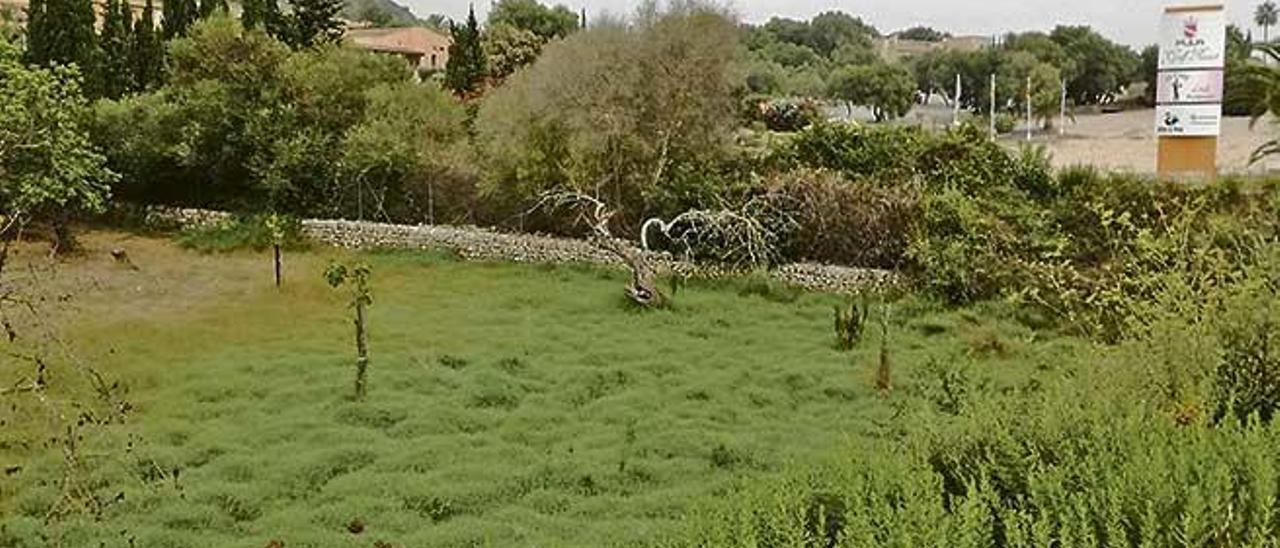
[681,243,1280,547]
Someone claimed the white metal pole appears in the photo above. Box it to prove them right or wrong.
[1059,78,1067,137]
[989,73,996,139]
[953,73,961,126]
[1025,75,1032,141]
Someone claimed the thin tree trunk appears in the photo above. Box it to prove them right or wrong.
[51,212,75,255]
[273,244,282,288]
[354,301,369,399]
[594,235,663,307]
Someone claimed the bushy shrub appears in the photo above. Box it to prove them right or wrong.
[758,169,918,268]
[994,112,1016,134]
[773,122,1038,194]
[906,187,1042,303]
[747,98,821,132]
[683,253,1280,547]
[340,82,477,224]
[176,214,309,252]
[771,121,925,183]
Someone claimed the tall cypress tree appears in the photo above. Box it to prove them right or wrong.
[130,0,164,90]
[262,0,286,41]
[445,5,486,96]
[162,0,198,39]
[241,0,264,30]
[25,0,96,70]
[120,1,135,87]
[24,0,46,61]
[198,0,227,19]
[97,0,131,98]
[286,0,343,48]
[241,0,283,38]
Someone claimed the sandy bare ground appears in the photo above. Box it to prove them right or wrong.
[1011,109,1279,175]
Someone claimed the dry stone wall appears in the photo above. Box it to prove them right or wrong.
[147,207,895,293]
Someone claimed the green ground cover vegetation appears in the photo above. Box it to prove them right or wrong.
[6,0,1280,545]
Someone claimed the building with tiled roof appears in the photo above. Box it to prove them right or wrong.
[345,26,451,73]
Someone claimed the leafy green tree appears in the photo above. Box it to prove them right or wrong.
[285,0,344,48]
[483,23,542,80]
[475,2,740,226]
[998,51,1062,128]
[94,16,416,216]
[163,0,199,39]
[831,41,877,66]
[1049,25,1137,104]
[1004,31,1075,79]
[488,0,578,41]
[783,66,828,98]
[24,0,96,71]
[742,56,786,94]
[828,62,915,121]
[806,11,878,57]
[1257,1,1278,42]
[910,48,994,108]
[1226,25,1264,116]
[895,26,948,42]
[0,42,116,251]
[760,11,877,58]
[324,261,373,399]
[341,82,473,222]
[758,40,821,68]
[445,5,486,96]
[1138,44,1158,106]
[97,0,133,98]
[130,0,165,90]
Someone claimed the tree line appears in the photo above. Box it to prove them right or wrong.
[21,0,348,100]
[741,14,1142,128]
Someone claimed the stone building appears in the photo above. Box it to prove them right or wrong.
[344,26,451,73]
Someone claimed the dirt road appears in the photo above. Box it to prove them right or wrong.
[1013,109,1277,175]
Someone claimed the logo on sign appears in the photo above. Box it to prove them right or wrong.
[1177,16,1206,46]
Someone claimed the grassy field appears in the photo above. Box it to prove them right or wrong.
[0,231,1092,547]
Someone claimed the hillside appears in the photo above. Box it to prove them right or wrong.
[342,0,421,26]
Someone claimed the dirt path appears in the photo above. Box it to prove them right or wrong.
[1009,109,1278,175]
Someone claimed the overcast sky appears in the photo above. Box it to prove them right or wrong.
[403,0,1266,47]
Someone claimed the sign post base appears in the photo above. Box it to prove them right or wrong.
[1156,136,1217,182]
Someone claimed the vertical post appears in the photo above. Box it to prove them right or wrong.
[952,73,961,126]
[354,300,368,399]
[989,73,996,140]
[427,183,435,225]
[1059,78,1067,136]
[273,244,281,288]
[1025,75,1032,141]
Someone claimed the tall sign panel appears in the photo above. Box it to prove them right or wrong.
[1156,5,1226,180]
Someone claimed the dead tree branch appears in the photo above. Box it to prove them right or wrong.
[639,199,777,270]
[531,191,665,307]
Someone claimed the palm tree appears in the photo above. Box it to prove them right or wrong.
[1257,1,1279,43]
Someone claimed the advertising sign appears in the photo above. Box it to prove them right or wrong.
[1155,69,1223,104]
[1155,5,1225,139]
[1155,104,1222,136]
[1158,7,1227,69]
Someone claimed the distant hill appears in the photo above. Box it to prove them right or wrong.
[342,0,421,26]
